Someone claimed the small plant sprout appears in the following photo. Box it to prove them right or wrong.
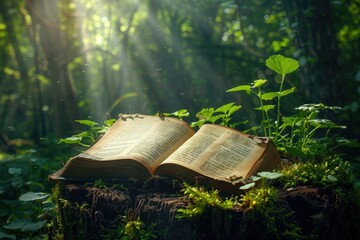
[191,102,242,128]
[59,118,115,147]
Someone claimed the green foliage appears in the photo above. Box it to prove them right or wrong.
[226,54,358,160]
[240,186,278,209]
[59,118,115,147]
[265,54,299,76]
[0,144,67,239]
[176,184,239,219]
[279,155,353,188]
[156,109,190,120]
[191,102,243,128]
[227,54,299,139]
[103,215,158,240]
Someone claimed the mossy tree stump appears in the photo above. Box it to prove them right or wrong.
[54,180,360,240]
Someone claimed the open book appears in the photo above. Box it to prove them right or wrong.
[50,115,281,192]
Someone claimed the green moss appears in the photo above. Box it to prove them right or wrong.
[280,155,353,188]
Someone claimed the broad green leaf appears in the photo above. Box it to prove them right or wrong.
[239,182,255,190]
[4,219,32,230]
[196,108,214,119]
[228,105,242,115]
[257,171,284,179]
[261,92,279,100]
[266,55,299,75]
[75,120,98,127]
[19,192,50,201]
[215,102,235,113]
[252,79,267,88]
[21,220,47,232]
[280,87,296,97]
[254,105,275,112]
[226,85,251,94]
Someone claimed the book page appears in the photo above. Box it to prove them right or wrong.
[83,115,195,173]
[158,124,268,179]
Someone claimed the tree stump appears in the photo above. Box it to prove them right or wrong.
[54,182,360,240]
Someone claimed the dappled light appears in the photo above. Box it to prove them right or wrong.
[1,1,360,239]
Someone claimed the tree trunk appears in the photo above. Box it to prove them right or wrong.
[282,0,345,106]
[26,0,78,136]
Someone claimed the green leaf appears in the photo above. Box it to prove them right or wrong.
[252,79,267,88]
[254,105,275,112]
[4,219,32,230]
[19,192,50,201]
[75,120,98,127]
[261,92,279,100]
[196,108,214,119]
[257,171,284,179]
[228,105,242,115]
[75,131,90,138]
[173,109,190,117]
[21,220,47,232]
[215,102,235,113]
[104,119,116,127]
[266,55,299,75]
[335,137,360,147]
[8,167,22,176]
[309,119,346,129]
[59,136,82,144]
[0,232,16,240]
[280,87,296,96]
[208,115,224,123]
[226,85,251,94]
[239,182,255,190]
[327,175,337,182]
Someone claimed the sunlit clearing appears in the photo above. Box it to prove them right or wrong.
[70,0,224,120]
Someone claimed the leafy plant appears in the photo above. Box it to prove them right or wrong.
[227,54,298,139]
[191,102,243,128]
[59,118,115,147]
[226,54,358,160]
[103,213,158,240]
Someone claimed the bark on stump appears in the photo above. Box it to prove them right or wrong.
[55,183,360,240]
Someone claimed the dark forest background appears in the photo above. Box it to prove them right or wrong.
[0,0,359,148]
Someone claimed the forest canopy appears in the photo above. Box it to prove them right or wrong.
[0,0,359,144]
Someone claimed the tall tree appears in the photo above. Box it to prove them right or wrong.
[282,0,345,105]
[26,0,79,136]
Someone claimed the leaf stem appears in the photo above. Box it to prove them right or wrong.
[275,74,285,141]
